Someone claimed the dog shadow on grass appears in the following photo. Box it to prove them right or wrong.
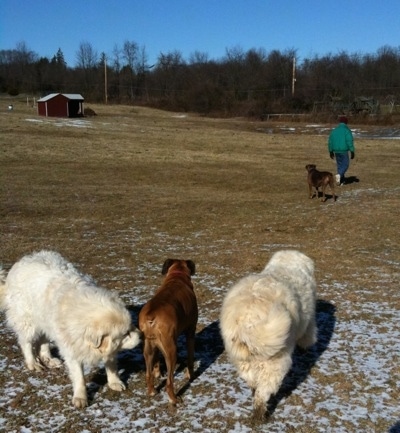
[90,305,224,402]
[194,320,225,378]
[315,192,336,202]
[266,299,337,417]
[389,421,400,433]
[176,320,225,398]
[132,319,224,399]
[345,175,359,185]
[122,303,147,373]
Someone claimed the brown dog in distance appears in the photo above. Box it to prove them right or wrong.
[306,164,336,202]
[138,259,198,404]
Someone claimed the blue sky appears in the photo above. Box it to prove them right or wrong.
[1,0,399,67]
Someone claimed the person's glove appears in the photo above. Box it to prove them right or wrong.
[329,152,334,159]
[351,152,355,159]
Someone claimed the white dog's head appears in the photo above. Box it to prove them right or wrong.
[87,325,141,356]
[263,250,314,276]
[120,327,142,350]
[83,301,142,358]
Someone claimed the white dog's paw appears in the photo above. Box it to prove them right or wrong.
[72,396,88,409]
[26,358,46,372]
[42,356,63,369]
[48,357,63,368]
[108,380,126,392]
[253,398,267,421]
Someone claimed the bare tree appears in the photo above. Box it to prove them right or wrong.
[5,42,38,93]
[121,41,138,101]
[189,51,209,65]
[122,40,138,71]
[135,45,152,100]
[112,44,122,73]
[154,50,186,103]
[75,41,99,98]
[76,41,98,69]
[375,46,400,90]
[110,44,122,101]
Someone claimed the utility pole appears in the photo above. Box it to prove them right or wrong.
[104,56,108,104]
[292,57,296,97]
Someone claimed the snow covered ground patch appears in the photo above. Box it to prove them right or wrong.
[25,118,93,128]
[1,267,399,432]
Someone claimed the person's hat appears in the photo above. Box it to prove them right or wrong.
[339,115,348,124]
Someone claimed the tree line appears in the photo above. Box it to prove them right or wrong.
[1,41,400,117]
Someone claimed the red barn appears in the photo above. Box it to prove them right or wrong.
[37,93,84,118]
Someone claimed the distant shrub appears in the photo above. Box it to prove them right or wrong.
[8,88,19,96]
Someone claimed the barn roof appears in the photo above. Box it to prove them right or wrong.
[37,93,84,102]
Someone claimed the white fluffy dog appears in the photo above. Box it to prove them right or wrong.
[0,250,141,408]
[220,250,317,418]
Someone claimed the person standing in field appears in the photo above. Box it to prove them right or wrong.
[328,115,355,185]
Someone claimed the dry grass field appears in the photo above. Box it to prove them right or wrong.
[1,97,399,432]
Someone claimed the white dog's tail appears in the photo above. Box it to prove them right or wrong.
[0,267,7,310]
[224,303,293,362]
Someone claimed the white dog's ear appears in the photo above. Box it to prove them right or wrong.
[87,331,110,353]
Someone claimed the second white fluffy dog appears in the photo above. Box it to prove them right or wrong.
[0,250,141,408]
[220,250,317,418]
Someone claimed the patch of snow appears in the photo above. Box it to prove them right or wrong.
[25,118,93,128]
[1,224,399,431]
